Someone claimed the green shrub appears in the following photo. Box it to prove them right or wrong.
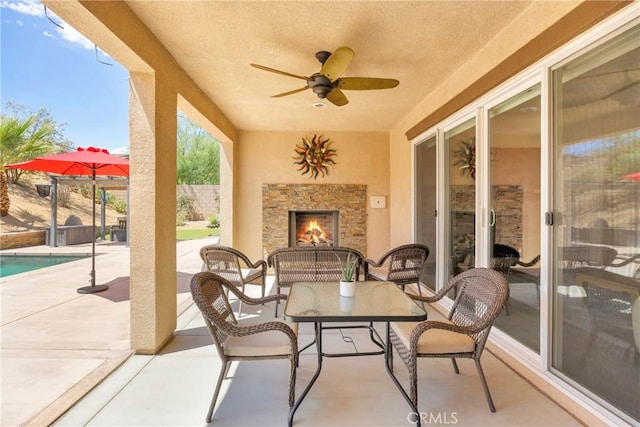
[207,213,220,228]
[176,194,196,221]
[110,198,127,214]
[176,212,187,226]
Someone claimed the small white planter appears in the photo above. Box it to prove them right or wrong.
[340,280,356,297]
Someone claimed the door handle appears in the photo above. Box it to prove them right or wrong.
[489,209,496,227]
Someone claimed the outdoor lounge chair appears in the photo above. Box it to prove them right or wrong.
[190,271,298,423]
[389,268,509,412]
[364,243,430,296]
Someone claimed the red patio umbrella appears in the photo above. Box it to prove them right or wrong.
[621,172,640,182]
[6,147,129,294]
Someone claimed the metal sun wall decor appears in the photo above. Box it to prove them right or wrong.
[293,134,336,179]
[453,137,476,180]
[453,137,496,180]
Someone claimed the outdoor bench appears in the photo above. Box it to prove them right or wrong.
[266,246,364,317]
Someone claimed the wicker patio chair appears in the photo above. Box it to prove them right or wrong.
[190,271,298,423]
[200,245,267,316]
[389,268,509,412]
[364,243,430,296]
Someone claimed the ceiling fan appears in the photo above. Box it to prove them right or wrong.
[250,46,399,106]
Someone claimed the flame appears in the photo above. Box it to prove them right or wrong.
[307,220,322,233]
[303,220,327,243]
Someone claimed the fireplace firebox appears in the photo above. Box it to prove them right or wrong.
[289,210,339,247]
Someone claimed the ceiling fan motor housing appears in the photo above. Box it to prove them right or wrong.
[309,73,337,98]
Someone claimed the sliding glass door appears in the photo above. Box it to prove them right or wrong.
[446,119,476,283]
[551,24,639,421]
[488,85,542,353]
[415,136,437,291]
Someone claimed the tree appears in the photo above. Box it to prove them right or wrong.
[0,102,72,216]
[177,113,220,185]
[1,102,72,183]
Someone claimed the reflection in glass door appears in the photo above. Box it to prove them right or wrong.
[488,85,542,353]
[415,136,437,291]
[447,119,476,283]
[552,24,639,423]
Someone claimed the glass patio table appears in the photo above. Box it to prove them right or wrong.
[284,280,428,426]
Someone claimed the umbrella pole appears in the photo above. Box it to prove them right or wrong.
[77,170,109,294]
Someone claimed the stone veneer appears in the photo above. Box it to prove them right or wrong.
[262,184,366,257]
[451,184,523,250]
[0,230,46,250]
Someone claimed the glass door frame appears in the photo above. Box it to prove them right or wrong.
[409,7,638,425]
[479,73,549,368]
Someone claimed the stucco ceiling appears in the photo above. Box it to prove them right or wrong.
[120,1,533,133]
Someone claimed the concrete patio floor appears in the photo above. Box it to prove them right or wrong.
[1,237,582,426]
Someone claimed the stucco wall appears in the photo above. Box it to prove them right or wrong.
[234,130,389,261]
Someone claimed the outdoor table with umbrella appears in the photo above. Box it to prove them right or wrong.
[6,147,129,294]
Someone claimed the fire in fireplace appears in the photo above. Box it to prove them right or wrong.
[289,210,339,247]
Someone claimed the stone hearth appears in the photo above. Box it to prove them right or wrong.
[262,184,366,257]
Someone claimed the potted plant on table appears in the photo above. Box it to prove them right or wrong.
[337,252,357,297]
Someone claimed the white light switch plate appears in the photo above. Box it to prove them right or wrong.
[370,196,386,209]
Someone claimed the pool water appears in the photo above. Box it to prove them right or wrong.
[0,254,90,278]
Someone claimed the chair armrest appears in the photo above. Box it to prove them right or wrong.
[237,254,267,272]
[251,259,268,271]
[608,254,640,267]
[364,258,384,268]
[408,320,476,350]
[404,292,441,304]
[517,255,540,267]
[228,320,299,348]
[225,284,287,306]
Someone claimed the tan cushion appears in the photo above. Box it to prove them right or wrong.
[391,304,475,354]
[225,324,295,357]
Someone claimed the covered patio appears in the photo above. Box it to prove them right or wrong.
[14,1,640,425]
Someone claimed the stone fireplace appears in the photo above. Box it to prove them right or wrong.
[262,184,366,256]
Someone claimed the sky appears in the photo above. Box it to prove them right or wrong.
[1,0,130,154]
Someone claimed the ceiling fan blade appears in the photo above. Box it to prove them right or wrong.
[320,47,354,82]
[326,88,349,106]
[250,63,309,81]
[339,77,400,90]
[272,87,310,98]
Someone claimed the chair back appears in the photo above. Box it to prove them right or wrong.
[380,244,430,286]
[190,272,238,357]
[267,246,364,286]
[445,268,509,344]
[199,245,246,285]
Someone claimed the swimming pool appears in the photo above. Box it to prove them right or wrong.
[0,254,91,278]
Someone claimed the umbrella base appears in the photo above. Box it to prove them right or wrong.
[77,284,109,294]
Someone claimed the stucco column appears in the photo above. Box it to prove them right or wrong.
[129,72,178,353]
[218,139,234,247]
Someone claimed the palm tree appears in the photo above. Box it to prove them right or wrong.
[0,114,59,216]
